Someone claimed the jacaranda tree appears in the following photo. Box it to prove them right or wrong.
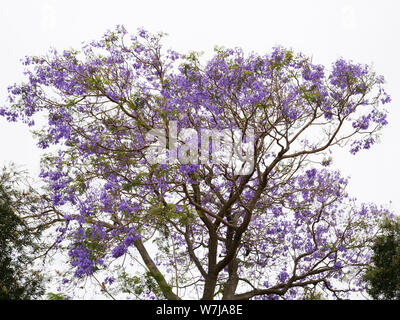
[0,26,393,300]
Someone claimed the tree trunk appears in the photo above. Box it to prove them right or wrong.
[201,274,218,300]
[134,238,181,300]
[222,258,239,299]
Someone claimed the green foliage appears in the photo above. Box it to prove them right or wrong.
[117,270,163,298]
[47,292,69,300]
[0,165,45,300]
[303,288,325,300]
[364,218,400,300]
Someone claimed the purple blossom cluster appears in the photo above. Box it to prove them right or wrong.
[111,229,141,259]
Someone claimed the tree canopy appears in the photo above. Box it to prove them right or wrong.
[0,166,45,299]
[364,218,400,300]
[0,26,393,300]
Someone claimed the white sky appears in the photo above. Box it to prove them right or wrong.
[0,0,399,214]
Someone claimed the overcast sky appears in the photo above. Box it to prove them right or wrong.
[1,0,399,214]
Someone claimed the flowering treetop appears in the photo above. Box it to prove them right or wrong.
[0,26,393,300]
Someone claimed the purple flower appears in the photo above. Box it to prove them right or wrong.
[104,277,115,285]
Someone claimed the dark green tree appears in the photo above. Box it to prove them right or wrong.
[0,165,45,300]
[364,218,400,300]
